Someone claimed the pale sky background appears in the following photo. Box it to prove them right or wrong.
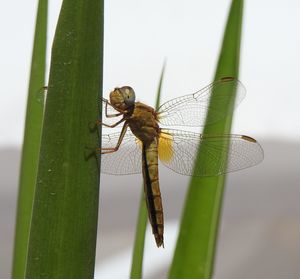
[1,0,300,147]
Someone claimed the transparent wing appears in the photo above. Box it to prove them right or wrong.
[158,129,264,176]
[101,130,142,175]
[156,77,246,127]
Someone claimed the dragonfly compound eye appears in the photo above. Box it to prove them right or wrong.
[121,86,136,106]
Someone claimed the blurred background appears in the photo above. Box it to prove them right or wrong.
[1,0,300,278]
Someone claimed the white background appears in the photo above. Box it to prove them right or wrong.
[1,0,300,147]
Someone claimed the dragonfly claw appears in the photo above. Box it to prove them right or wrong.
[84,145,99,160]
[88,120,100,132]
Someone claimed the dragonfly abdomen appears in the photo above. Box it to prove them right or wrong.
[142,139,164,247]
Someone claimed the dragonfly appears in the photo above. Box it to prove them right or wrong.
[99,77,264,247]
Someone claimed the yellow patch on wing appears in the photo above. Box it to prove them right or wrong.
[158,132,173,163]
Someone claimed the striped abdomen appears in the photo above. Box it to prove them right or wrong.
[142,139,164,247]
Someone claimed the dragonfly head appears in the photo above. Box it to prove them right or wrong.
[110,86,136,110]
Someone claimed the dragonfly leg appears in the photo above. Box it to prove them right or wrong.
[98,147,118,154]
[89,117,125,132]
[98,122,128,154]
[102,97,126,118]
[96,118,125,128]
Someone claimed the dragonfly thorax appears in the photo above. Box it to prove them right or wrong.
[128,102,160,144]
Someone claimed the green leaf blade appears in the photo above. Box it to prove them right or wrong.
[12,1,48,278]
[169,1,244,279]
[25,0,104,278]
